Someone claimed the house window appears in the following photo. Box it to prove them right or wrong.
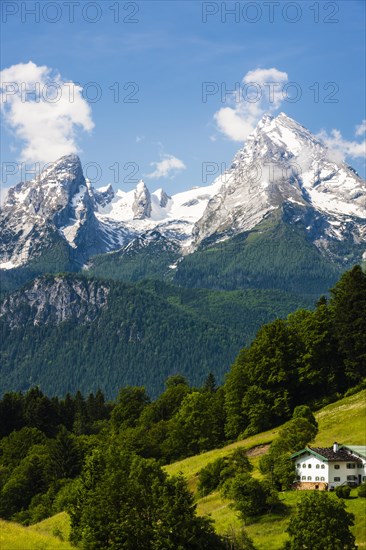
[347,463,356,469]
[321,465,325,469]
[307,476,312,481]
[315,476,320,481]
[296,463,301,468]
[308,464,312,468]
[297,475,301,480]
[347,475,357,481]
[320,477,325,481]
[302,476,306,481]
[334,477,341,482]
[334,465,340,469]
[316,464,320,469]
[363,476,366,482]
[302,464,306,468]
[357,464,363,468]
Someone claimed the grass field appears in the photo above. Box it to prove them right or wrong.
[0,516,74,550]
[196,487,366,549]
[314,389,366,446]
[165,429,276,492]
[31,512,71,542]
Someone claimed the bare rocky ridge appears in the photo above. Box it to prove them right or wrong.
[0,275,109,328]
[132,181,152,219]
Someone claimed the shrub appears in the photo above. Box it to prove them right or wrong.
[198,449,253,497]
[221,526,257,549]
[198,457,226,496]
[223,474,281,522]
[335,485,351,499]
[358,482,366,498]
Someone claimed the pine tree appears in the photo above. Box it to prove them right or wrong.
[203,372,217,393]
[330,265,366,383]
[48,426,82,480]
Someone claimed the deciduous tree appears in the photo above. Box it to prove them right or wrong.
[285,491,356,549]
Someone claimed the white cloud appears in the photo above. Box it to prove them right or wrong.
[214,67,288,142]
[317,127,366,163]
[146,154,186,179]
[0,61,94,164]
[355,120,366,136]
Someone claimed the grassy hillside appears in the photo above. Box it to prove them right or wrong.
[0,515,74,549]
[165,388,366,548]
[165,428,277,493]
[314,389,366,446]
[164,389,366,486]
[196,488,366,549]
[31,512,71,541]
[4,390,364,549]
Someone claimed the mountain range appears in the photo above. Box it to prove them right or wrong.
[0,112,365,396]
[1,112,365,294]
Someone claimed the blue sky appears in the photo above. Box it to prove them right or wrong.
[1,0,365,195]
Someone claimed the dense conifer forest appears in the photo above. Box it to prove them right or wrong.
[0,276,311,399]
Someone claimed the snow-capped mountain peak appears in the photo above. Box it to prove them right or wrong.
[250,112,321,155]
[192,112,366,248]
[1,114,365,272]
[4,154,83,213]
[0,154,130,268]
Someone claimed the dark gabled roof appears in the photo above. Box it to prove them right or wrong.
[291,446,363,463]
[309,447,362,462]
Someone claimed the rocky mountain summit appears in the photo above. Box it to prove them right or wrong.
[1,114,365,278]
[192,113,366,255]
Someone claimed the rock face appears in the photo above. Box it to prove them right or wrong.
[132,181,152,219]
[93,184,115,208]
[0,275,109,328]
[156,189,171,208]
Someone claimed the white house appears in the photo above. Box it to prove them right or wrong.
[290,443,366,490]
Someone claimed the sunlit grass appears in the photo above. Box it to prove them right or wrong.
[165,429,277,483]
[0,518,74,550]
[197,489,366,549]
[314,389,366,446]
[31,512,71,542]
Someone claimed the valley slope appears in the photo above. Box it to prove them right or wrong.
[0,274,310,398]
